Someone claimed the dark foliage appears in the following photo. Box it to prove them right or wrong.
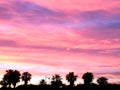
[66,72,78,87]
[82,72,94,85]
[1,69,21,88]
[21,72,32,86]
[0,69,120,90]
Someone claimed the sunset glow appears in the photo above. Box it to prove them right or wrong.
[0,0,120,84]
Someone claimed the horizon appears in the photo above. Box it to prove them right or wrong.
[0,0,120,85]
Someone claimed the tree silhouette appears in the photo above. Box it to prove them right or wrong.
[12,70,21,88]
[39,79,47,86]
[51,74,63,88]
[21,72,32,86]
[82,72,94,85]
[1,69,120,90]
[66,72,78,87]
[0,78,8,88]
[97,77,108,86]
[3,69,13,88]
[3,69,21,88]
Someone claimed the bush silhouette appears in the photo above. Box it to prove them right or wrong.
[51,74,63,88]
[97,77,108,86]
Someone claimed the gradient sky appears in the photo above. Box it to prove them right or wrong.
[0,0,120,84]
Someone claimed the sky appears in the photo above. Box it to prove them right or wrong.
[0,0,120,85]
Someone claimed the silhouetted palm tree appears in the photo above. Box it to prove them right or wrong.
[97,77,108,86]
[51,74,63,88]
[82,72,94,85]
[3,69,13,88]
[21,72,32,86]
[66,72,78,87]
[12,70,21,88]
[3,69,21,88]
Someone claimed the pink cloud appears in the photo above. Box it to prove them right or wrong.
[0,0,120,84]
[23,0,120,11]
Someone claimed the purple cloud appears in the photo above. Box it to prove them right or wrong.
[0,39,119,57]
[1,0,120,30]
[0,0,67,24]
[0,39,18,47]
[95,71,120,76]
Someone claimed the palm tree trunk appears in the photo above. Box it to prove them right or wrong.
[25,80,28,86]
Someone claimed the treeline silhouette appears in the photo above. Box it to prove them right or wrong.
[0,69,120,90]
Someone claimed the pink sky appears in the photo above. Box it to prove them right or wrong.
[0,0,120,84]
